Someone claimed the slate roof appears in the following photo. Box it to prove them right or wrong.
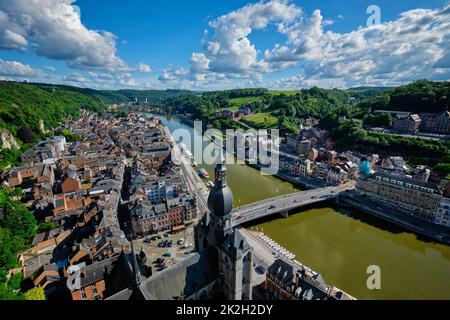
[105,249,153,300]
[267,258,331,300]
[221,229,250,260]
[207,185,234,217]
[139,246,220,300]
[371,172,441,194]
[78,256,119,288]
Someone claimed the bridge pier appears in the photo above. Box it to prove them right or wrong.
[279,210,289,218]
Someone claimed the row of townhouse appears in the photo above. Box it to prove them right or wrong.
[21,136,66,164]
[278,152,359,186]
[108,114,199,236]
[130,193,197,236]
[392,111,450,134]
[357,171,450,227]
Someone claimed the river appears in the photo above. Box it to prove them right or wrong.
[155,113,450,300]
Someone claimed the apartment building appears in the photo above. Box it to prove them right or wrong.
[357,172,444,224]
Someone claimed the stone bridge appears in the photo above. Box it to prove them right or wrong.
[231,185,355,227]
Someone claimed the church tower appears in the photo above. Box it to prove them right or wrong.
[207,149,234,245]
[206,149,253,300]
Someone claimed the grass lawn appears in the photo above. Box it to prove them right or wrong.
[229,96,261,110]
[269,90,300,96]
[241,112,278,129]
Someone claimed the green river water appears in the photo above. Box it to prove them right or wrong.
[157,113,450,300]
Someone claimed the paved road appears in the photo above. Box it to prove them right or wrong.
[180,162,209,212]
[232,184,355,226]
[367,128,449,141]
[163,126,210,215]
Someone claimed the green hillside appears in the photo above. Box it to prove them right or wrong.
[345,87,393,100]
[0,81,191,142]
[0,81,110,169]
[229,96,262,110]
[356,80,450,113]
[0,79,448,170]
[12,83,190,105]
[0,81,105,143]
[98,89,192,104]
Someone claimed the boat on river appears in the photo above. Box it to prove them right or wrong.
[198,168,210,179]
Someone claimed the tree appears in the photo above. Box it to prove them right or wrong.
[0,148,22,171]
[24,287,45,300]
[7,272,23,290]
[0,283,23,300]
[320,113,340,131]
[37,221,57,233]
[2,203,36,240]
[0,228,18,271]
[60,129,83,143]
[434,163,450,177]
[287,105,297,117]
[333,120,367,147]
[116,111,128,118]
[364,112,393,127]
[17,126,34,143]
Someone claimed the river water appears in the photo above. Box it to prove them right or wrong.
[156,113,450,300]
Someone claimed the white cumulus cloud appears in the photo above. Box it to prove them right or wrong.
[138,63,152,73]
[0,59,36,76]
[180,1,450,89]
[0,0,128,72]
[266,5,450,86]
[158,68,189,82]
[190,0,300,79]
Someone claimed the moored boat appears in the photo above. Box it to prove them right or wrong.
[198,168,210,179]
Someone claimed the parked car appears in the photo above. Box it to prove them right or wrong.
[181,242,193,249]
[163,252,172,257]
[184,249,195,255]
[158,241,164,248]
[177,238,185,245]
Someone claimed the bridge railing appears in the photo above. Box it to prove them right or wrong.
[232,186,349,213]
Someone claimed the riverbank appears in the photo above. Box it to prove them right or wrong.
[200,127,450,246]
[145,111,450,300]
[159,112,450,246]
[340,194,450,245]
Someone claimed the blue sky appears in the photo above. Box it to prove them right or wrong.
[0,0,449,90]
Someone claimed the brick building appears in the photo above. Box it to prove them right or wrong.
[393,114,421,134]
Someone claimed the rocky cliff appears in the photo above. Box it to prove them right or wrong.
[0,128,19,150]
